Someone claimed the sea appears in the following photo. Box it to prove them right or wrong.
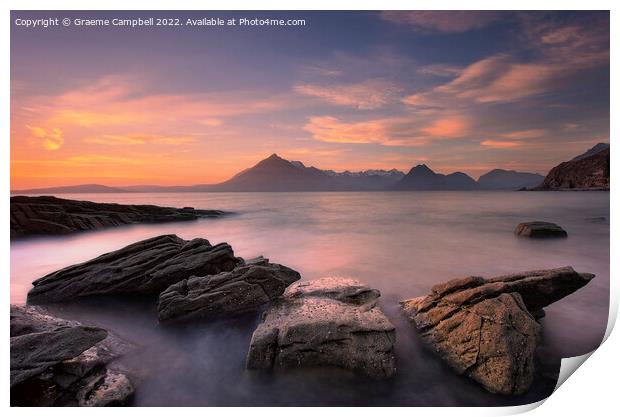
[10,191,610,406]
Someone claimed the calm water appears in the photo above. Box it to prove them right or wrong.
[10,191,610,406]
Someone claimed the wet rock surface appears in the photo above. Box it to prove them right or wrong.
[515,221,568,238]
[401,267,594,395]
[27,234,241,304]
[11,195,229,239]
[158,256,301,322]
[10,304,134,406]
[246,277,396,379]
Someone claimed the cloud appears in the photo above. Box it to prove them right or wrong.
[480,140,522,149]
[304,114,471,146]
[294,79,400,109]
[402,16,608,108]
[25,125,64,150]
[84,134,196,146]
[500,129,547,140]
[21,75,293,129]
[417,64,462,77]
[303,116,391,144]
[421,116,469,138]
[299,64,343,77]
[380,11,501,33]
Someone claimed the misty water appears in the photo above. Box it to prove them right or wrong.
[10,191,610,406]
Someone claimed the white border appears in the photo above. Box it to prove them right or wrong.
[3,1,616,415]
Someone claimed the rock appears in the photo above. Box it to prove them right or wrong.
[10,195,229,239]
[515,221,568,238]
[246,277,396,379]
[10,305,134,406]
[158,256,301,322]
[533,145,609,190]
[27,234,241,304]
[400,267,594,395]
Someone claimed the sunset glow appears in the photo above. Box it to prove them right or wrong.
[11,11,609,188]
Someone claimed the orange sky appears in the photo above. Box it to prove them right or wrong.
[10,11,609,189]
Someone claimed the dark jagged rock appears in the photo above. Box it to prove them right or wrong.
[10,195,229,239]
[27,234,241,304]
[533,145,609,190]
[400,267,594,395]
[10,305,134,406]
[515,221,568,238]
[158,256,301,322]
[247,277,396,379]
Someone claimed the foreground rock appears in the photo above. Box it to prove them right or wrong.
[401,267,594,395]
[10,305,134,406]
[515,221,568,238]
[158,256,301,322]
[247,277,396,379]
[11,195,229,239]
[28,234,241,304]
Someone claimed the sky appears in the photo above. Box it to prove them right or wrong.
[10,11,610,188]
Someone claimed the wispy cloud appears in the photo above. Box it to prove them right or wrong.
[500,129,547,140]
[84,134,197,146]
[25,125,64,150]
[480,140,522,149]
[380,11,501,33]
[421,116,469,138]
[294,79,400,110]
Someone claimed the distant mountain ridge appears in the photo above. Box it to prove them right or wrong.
[478,169,545,190]
[12,153,554,194]
[394,164,479,190]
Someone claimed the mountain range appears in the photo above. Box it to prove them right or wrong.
[11,144,608,194]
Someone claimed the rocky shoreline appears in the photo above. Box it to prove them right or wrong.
[12,229,596,405]
[10,196,230,239]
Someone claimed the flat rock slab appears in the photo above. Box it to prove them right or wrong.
[10,305,134,406]
[246,277,396,379]
[401,267,594,395]
[158,256,301,322]
[28,234,241,304]
[515,221,568,238]
[11,195,229,239]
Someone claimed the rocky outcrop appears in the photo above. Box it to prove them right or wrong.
[533,146,609,190]
[27,234,241,304]
[10,195,229,239]
[515,221,568,238]
[400,267,594,395]
[10,305,134,406]
[246,277,396,379]
[158,257,301,322]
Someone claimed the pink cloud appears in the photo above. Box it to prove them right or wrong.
[480,140,522,149]
[421,116,469,138]
[500,129,547,140]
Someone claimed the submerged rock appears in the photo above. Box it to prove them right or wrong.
[10,305,134,406]
[246,277,396,379]
[157,256,301,322]
[401,267,594,395]
[27,234,241,304]
[515,221,568,238]
[10,195,229,239]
